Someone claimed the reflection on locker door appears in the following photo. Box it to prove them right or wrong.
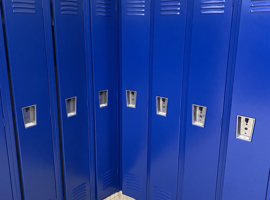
[90,0,120,199]
[50,0,92,199]
[222,1,270,199]
[121,0,151,199]
[180,0,233,199]
[1,0,61,199]
[0,93,13,200]
[148,0,187,199]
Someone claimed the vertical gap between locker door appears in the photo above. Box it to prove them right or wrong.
[0,2,25,199]
[83,0,97,199]
[49,1,66,199]
[265,169,270,200]
[176,0,195,199]
[146,0,155,199]
[215,0,242,199]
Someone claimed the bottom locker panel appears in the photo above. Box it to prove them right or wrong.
[222,1,270,200]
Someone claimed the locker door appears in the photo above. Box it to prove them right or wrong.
[148,0,187,200]
[0,93,13,200]
[90,0,120,199]
[181,0,233,199]
[1,0,59,199]
[121,0,151,199]
[51,0,92,199]
[222,1,270,199]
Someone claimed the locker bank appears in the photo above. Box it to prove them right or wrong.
[0,0,269,199]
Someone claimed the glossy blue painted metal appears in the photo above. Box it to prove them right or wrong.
[84,0,97,199]
[148,0,187,199]
[0,93,13,200]
[1,0,61,199]
[0,6,22,199]
[120,0,151,199]
[90,0,120,199]
[222,0,270,199]
[181,0,233,199]
[51,0,92,199]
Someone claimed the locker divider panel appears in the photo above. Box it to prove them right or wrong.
[0,93,13,200]
[90,0,120,199]
[51,0,92,199]
[222,1,270,199]
[121,0,151,199]
[1,0,61,199]
[148,0,187,199]
[181,0,233,199]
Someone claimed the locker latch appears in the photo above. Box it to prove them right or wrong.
[65,97,77,117]
[126,90,137,108]
[156,96,168,117]
[22,105,37,128]
[236,115,255,142]
[99,90,108,108]
[192,104,207,128]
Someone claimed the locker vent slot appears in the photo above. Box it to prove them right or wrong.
[127,0,146,16]
[154,186,173,200]
[250,0,270,13]
[65,97,77,117]
[61,0,79,15]
[200,0,225,14]
[72,183,87,200]
[160,0,181,15]
[12,0,36,14]
[123,173,142,193]
[102,169,113,188]
[96,0,112,16]
[22,105,36,128]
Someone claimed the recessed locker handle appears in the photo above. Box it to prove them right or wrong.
[99,90,108,108]
[65,97,77,117]
[22,105,37,128]
[156,96,168,117]
[192,104,207,128]
[126,90,137,108]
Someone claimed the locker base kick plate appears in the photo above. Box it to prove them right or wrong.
[103,191,135,200]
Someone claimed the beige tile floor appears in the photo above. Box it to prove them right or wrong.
[103,191,135,200]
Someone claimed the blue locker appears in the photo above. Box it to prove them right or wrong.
[180,0,233,199]
[0,92,13,200]
[50,0,93,199]
[90,0,120,199]
[121,0,151,199]
[0,7,21,200]
[222,1,270,199]
[1,0,62,199]
[148,0,187,200]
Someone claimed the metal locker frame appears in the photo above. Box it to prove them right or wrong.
[50,0,95,199]
[222,0,270,199]
[147,0,188,200]
[0,0,63,199]
[90,0,120,199]
[179,0,234,199]
[120,0,151,199]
